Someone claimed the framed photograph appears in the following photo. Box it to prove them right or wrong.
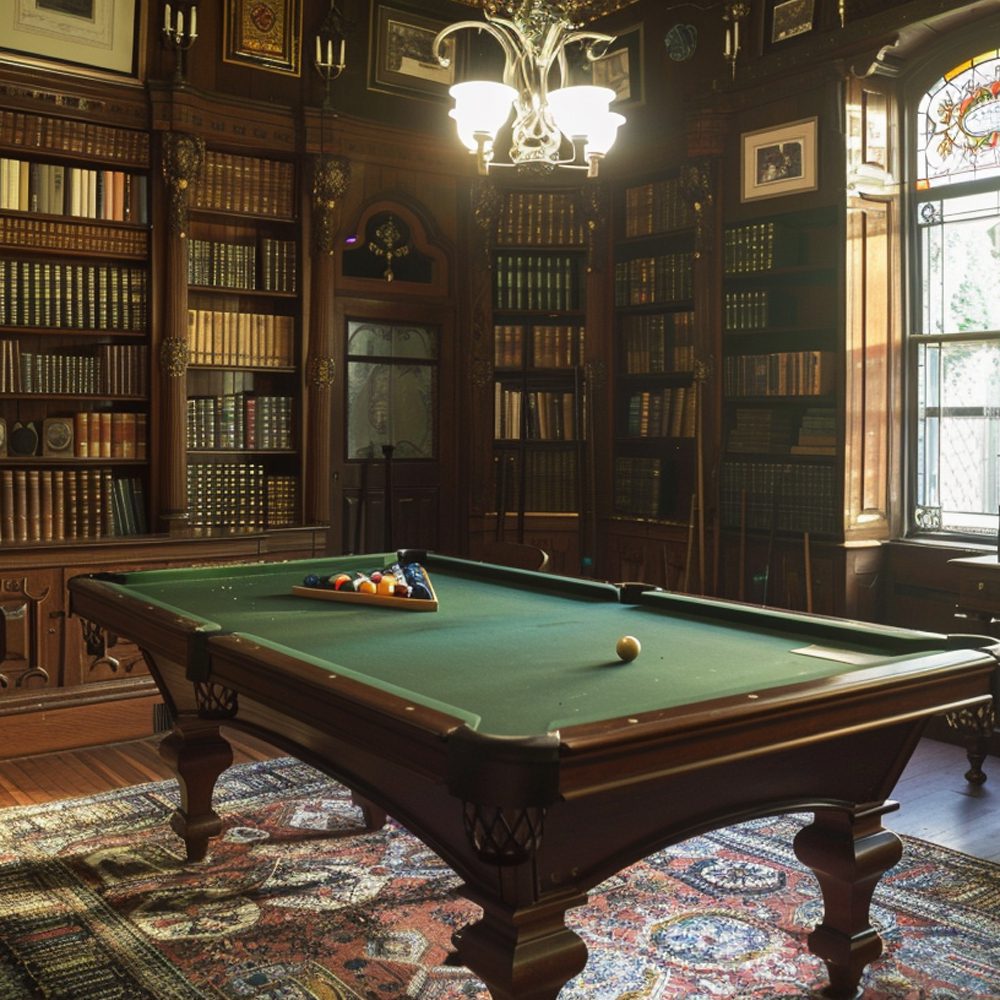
[223,0,302,76]
[741,117,818,202]
[0,0,138,76]
[369,5,457,100]
[771,0,815,43]
[590,24,643,107]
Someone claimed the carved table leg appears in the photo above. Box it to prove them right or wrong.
[793,804,903,999]
[451,886,589,1000]
[944,703,996,785]
[158,717,234,861]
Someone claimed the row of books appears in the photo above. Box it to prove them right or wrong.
[260,237,297,293]
[792,406,837,455]
[0,110,150,166]
[496,191,586,247]
[186,309,295,368]
[719,460,838,534]
[0,258,148,330]
[187,393,294,451]
[494,447,579,513]
[620,310,696,374]
[727,406,838,455]
[493,253,580,313]
[723,350,835,397]
[192,151,295,219]
[494,384,579,441]
[493,324,585,369]
[0,341,148,396]
[0,213,148,258]
[188,238,257,290]
[624,386,697,439]
[0,159,148,223]
[613,456,663,518]
[624,177,695,238]
[614,253,693,307]
[723,221,799,274]
[724,290,771,331]
[186,462,298,533]
[0,468,147,543]
[74,411,148,459]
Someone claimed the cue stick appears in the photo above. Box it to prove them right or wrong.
[682,492,696,593]
[738,487,747,601]
[354,451,370,553]
[695,377,706,595]
[803,531,813,613]
[495,452,506,541]
[382,443,395,551]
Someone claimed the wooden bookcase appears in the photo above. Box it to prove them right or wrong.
[488,188,590,560]
[0,107,152,542]
[184,147,302,532]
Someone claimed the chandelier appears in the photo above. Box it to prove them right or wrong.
[432,1,626,177]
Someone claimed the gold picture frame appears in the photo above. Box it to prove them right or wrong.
[369,5,457,101]
[590,24,643,108]
[771,0,815,44]
[0,0,139,78]
[741,117,818,202]
[223,0,303,76]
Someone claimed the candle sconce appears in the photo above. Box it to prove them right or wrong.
[163,2,198,84]
[314,1,348,110]
[722,2,750,80]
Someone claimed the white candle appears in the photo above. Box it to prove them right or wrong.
[338,38,345,67]
[177,9,184,36]
[327,39,333,65]
[724,27,731,57]
[316,35,322,63]
[164,3,171,32]
[190,6,196,37]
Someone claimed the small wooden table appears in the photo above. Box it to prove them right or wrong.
[948,554,1000,783]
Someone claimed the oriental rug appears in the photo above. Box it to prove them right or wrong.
[0,757,998,999]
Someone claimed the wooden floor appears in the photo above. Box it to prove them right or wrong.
[0,733,997,862]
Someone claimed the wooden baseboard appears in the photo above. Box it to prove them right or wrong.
[0,693,160,759]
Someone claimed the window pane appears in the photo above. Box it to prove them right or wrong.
[347,320,437,360]
[917,190,1000,334]
[916,340,1000,535]
[346,360,436,460]
[917,49,1000,188]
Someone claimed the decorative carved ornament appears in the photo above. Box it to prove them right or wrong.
[579,182,608,270]
[161,132,205,239]
[160,335,189,378]
[680,160,715,258]
[194,681,239,718]
[473,178,503,260]
[307,355,337,389]
[368,215,411,282]
[462,801,546,864]
[312,154,351,255]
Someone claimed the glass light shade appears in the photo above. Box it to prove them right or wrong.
[547,85,615,140]
[448,81,516,150]
[586,111,626,157]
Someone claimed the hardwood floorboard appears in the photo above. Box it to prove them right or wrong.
[0,733,997,863]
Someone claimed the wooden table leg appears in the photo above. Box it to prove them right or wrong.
[793,804,903,999]
[158,716,234,861]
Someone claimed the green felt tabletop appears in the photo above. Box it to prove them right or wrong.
[102,553,987,737]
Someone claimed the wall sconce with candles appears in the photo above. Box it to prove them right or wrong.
[722,1,749,80]
[314,1,348,109]
[432,0,626,178]
[162,3,198,84]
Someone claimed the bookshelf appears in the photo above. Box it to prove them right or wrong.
[0,108,152,543]
[612,173,697,525]
[184,149,302,534]
[719,207,840,545]
[490,189,589,537]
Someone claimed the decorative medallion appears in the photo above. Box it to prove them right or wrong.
[307,355,336,389]
[368,215,411,282]
[160,336,189,378]
[161,132,205,239]
[665,23,698,62]
[312,155,351,256]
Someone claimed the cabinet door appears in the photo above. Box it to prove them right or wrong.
[0,571,63,691]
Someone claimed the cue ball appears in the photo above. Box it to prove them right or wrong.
[616,635,641,662]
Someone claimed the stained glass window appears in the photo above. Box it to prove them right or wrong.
[916,48,1000,188]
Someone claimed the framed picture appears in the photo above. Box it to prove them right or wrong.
[590,24,643,107]
[223,0,302,76]
[770,0,815,44]
[369,5,457,100]
[741,117,818,202]
[0,0,138,77]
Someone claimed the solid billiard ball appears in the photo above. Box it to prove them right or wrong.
[303,574,320,587]
[616,635,641,662]
[357,579,377,594]
[376,577,395,595]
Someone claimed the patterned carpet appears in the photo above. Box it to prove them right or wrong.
[0,757,998,999]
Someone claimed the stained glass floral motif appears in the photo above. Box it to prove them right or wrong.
[917,49,1000,187]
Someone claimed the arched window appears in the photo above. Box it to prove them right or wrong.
[910,48,1000,538]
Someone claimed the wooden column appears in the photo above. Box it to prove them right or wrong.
[304,155,350,527]
[159,131,204,533]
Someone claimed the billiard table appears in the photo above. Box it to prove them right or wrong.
[68,551,1000,1000]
